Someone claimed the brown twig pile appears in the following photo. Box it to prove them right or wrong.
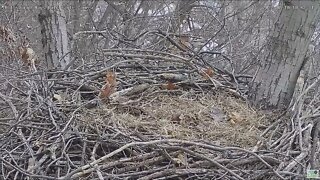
[0,47,318,180]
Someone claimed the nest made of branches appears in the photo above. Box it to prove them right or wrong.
[0,48,318,180]
[81,91,266,148]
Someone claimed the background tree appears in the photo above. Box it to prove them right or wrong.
[2,1,320,179]
[249,0,320,109]
[38,0,70,69]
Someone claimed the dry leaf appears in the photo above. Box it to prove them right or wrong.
[99,84,115,100]
[201,67,214,79]
[229,112,243,124]
[173,153,188,166]
[105,71,116,84]
[166,81,177,90]
[99,71,117,100]
[161,82,175,90]
[18,46,38,66]
[53,94,62,103]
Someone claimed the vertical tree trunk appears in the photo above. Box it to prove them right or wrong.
[77,0,99,57]
[249,0,320,109]
[171,0,197,33]
[73,0,81,34]
[71,0,82,62]
[38,0,70,69]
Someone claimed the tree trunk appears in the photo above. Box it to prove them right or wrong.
[72,0,81,34]
[171,0,197,34]
[38,0,70,70]
[249,0,320,109]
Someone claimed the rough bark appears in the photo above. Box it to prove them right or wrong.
[38,0,70,70]
[73,0,81,34]
[78,0,99,52]
[249,0,320,109]
[171,0,197,34]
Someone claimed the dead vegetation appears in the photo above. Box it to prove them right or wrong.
[85,92,266,148]
[0,25,318,180]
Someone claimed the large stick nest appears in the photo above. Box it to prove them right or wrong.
[0,48,318,179]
